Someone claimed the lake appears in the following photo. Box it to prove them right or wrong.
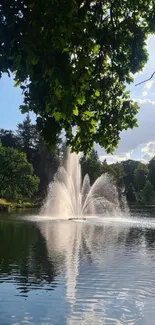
[1,209,155,325]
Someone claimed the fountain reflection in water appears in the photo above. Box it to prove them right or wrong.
[41,151,126,218]
[38,221,131,324]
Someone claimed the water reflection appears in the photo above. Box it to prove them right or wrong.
[0,220,60,295]
[1,216,155,324]
[39,220,155,325]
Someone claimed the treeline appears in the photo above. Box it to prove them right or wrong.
[81,153,155,205]
[1,115,155,205]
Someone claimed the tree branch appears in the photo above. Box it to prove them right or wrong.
[135,71,155,86]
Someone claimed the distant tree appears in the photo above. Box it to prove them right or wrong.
[148,157,155,190]
[101,159,112,175]
[122,160,139,189]
[134,162,148,192]
[0,129,18,148]
[80,150,102,184]
[34,139,60,197]
[126,183,136,202]
[16,116,60,196]
[17,114,39,164]
[0,142,39,202]
[110,162,124,188]
[140,181,153,203]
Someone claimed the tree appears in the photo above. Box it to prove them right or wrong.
[110,162,124,188]
[140,181,153,203]
[0,142,39,201]
[0,129,18,148]
[148,157,155,190]
[134,162,148,192]
[16,116,60,196]
[17,114,39,164]
[80,150,102,184]
[126,183,136,203]
[1,1,154,152]
[34,138,60,196]
[122,160,139,189]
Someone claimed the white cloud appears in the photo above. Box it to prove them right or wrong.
[99,142,155,164]
[144,80,154,89]
[141,141,155,162]
[142,91,148,97]
[100,152,132,164]
[134,98,155,104]
[98,99,155,157]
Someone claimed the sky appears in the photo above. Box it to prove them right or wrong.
[0,35,155,163]
[0,74,35,129]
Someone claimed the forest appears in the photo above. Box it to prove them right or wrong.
[0,115,155,208]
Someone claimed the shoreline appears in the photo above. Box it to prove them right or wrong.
[0,199,40,212]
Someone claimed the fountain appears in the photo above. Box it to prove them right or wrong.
[41,151,126,219]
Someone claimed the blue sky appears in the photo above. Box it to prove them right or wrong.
[0,35,155,163]
[0,74,35,129]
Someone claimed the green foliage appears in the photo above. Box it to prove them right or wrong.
[80,150,102,184]
[1,0,154,152]
[122,160,139,188]
[140,181,154,203]
[0,129,18,148]
[109,162,125,188]
[16,115,60,196]
[126,183,137,203]
[0,142,39,202]
[17,114,39,163]
[134,162,148,192]
[148,157,155,190]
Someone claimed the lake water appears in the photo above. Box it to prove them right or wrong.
[1,209,155,325]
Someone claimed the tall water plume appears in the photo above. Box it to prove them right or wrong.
[41,151,126,218]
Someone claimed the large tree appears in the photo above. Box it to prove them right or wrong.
[1,0,154,152]
[0,142,39,201]
[16,116,60,196]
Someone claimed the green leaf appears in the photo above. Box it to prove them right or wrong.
[20,105,28,114]
[53,112,62,121]
[14,80,20,87]
[31,57,38,65]
[95,90,100,97]
[63,47,69,52]
[73,106,79,116]
[55,88,62,100]
[77,95,85,105]
[93,44,99,55]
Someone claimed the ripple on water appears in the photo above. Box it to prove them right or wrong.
[1,216,155,324]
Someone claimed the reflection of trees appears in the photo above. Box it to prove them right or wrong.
[125,226,155,250]
[0,220,63,295]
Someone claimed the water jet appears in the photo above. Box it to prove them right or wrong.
[41,151,126,219]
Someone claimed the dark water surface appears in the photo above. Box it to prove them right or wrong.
[1,210,155,324]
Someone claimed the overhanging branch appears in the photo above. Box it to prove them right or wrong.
[135,71,155,86]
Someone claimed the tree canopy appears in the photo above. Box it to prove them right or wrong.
[1,0,155,152]
[0,142,39,201]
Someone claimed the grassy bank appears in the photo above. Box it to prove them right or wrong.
[0,199,37,212]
